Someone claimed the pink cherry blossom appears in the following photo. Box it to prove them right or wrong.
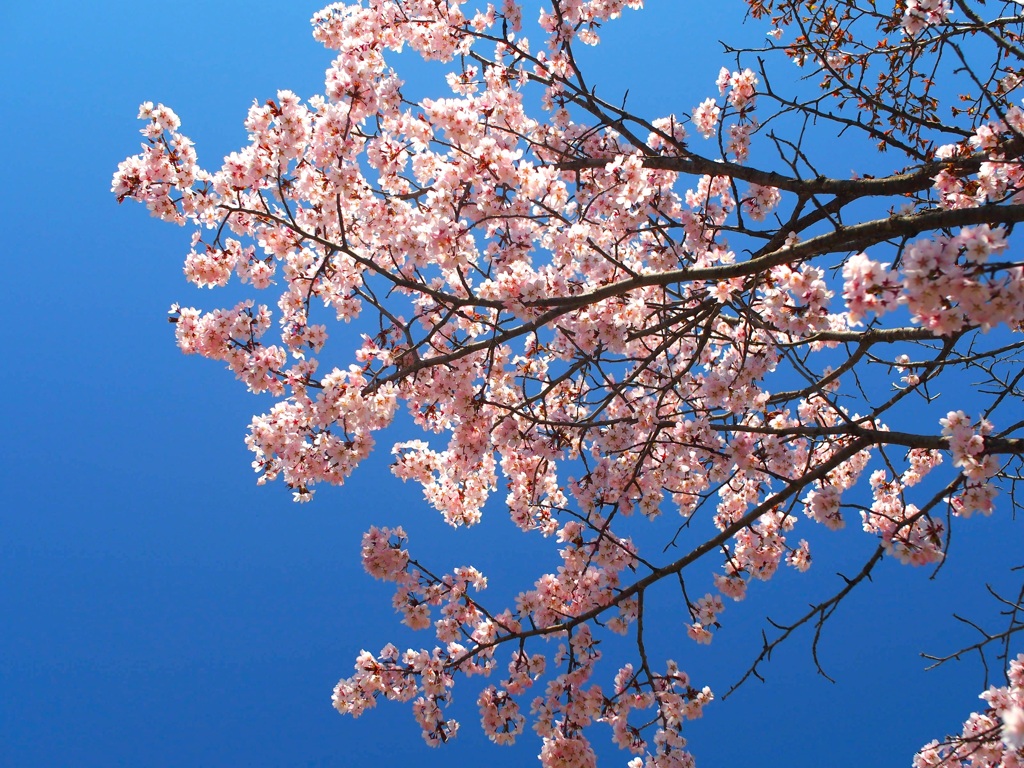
[115,1,1024,765]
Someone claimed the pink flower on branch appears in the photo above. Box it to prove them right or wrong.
[115,0,1024,765]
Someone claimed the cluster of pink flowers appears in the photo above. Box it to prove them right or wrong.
[691,99,721,139]
[537,0,644,46]
[752,262,835,337]
[170,301,288,396]
[112,103,211,225]
[716,67,758,111]
[608,660,711,768]
[741,182,781,221]
[841,252,901,325]
[901,0,952,35]
[901,226,1022,334]
[246,366,399,501]
[940,411,1000,517]
[360,525,410,580]
[332,642,462,746]
[864,468,944,565]
[916,654,1024,767]
[839,222,1022,334]
[114,1,1023,765]
[934,113,1024,209]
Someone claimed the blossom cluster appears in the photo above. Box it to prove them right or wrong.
[901,0,952,35]
[901,227,1021,335]
[113,1,1024,765]
[838,224,1023,334]
[841,252,901,325]
[940,411,1000,517]
[916,654,1024,767]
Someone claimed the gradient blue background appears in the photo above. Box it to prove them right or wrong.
[3,2,1021,766]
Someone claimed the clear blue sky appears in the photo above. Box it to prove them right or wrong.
[2,2,1021,766]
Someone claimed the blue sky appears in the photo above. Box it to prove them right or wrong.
[3,2,1022,766]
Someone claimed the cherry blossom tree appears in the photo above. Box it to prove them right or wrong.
[113,1,1024,765]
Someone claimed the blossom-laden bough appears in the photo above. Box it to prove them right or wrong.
[114,1,1024,765]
